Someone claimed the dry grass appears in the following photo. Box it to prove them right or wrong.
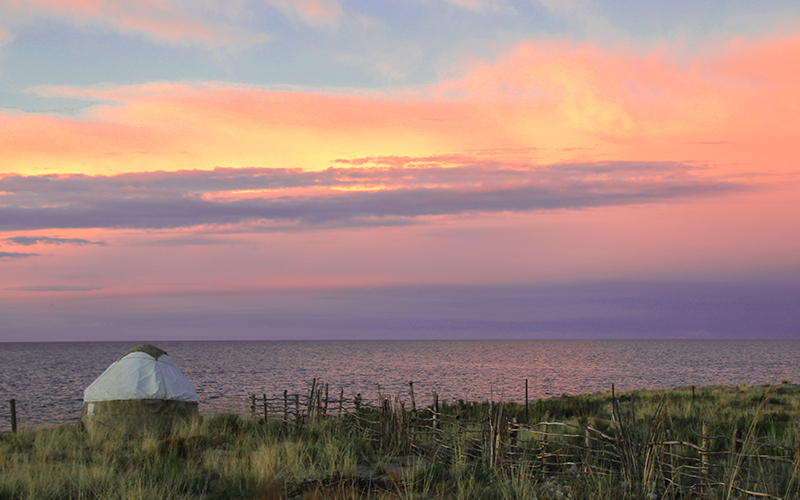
[2,383,800,499]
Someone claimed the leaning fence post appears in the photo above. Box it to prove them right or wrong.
[9,399,17,434]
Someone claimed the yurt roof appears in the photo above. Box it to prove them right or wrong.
[120,343,166,360]
[84,344,199,403]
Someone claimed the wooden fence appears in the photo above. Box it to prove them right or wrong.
[248,381,800,499]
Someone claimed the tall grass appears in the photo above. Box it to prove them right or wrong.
[2,383,799,499]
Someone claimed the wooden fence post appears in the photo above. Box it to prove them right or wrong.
[250,394,256,417]
[432,391,439,433]
[733,428,742,454]
[9,399,17,434]
[541,410,550,472]
[664,429,674,489]
[483,401,493,468]
[701,419,710,486]
[263,394,268,423]
[584,428,593,471]
[308,378,317,420]
[354,393,362,432]
[524,379,529,422]
[409,381,416,413]
[338,387,344,418]
[510,417,518,461]
[793,426,800,487]
[382,397,390,441]
[324,384,329,417]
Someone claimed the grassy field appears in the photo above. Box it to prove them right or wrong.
[2,383,800,500]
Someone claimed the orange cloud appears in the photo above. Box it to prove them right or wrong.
[3,30,799,179]
[438,33,800,175]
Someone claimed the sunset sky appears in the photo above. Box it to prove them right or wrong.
[1,0,799,341]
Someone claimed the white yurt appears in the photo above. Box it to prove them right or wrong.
[80,343,199,436]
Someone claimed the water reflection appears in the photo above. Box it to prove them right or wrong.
[0,339,796,430]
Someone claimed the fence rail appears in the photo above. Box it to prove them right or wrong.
[246,380,800,499]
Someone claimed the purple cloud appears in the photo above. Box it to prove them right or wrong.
[0,160,743,231]
[0,251,40,259]
[10,285,105,292]
[3,236,107,246]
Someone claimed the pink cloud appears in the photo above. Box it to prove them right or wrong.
[442,0,515,13]
[0,25,11,54]
[2,0,269,48]
[264,0,342,28]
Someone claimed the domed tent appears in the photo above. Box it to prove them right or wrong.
[80,343,199,436]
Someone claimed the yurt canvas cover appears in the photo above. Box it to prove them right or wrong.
[80,344,199,435]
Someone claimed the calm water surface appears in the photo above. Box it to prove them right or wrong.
[1,340,798,431]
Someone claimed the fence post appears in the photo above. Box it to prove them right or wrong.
[354,393,362,432]
[701,419,710,487]
[793,426,800,489]
[308,378,317,420]
[540,410,550,472]
[524,379,529,422]
[324,384,329,417]
[432,391,439,433]
[409,381,416,413]
[664,429,674,490]
[584,428,593,471]
[263,394,268,423]
[295,394,301,427]
[9,399,17,434]
[283,390,289,422]
[250,394,256,417]
[382,397,390,442]
[483,401,494,468]
[338,387,344,418]
[314,388,322,422]
[510,417,518,462]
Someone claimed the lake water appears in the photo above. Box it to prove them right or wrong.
[1,340,798,431]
